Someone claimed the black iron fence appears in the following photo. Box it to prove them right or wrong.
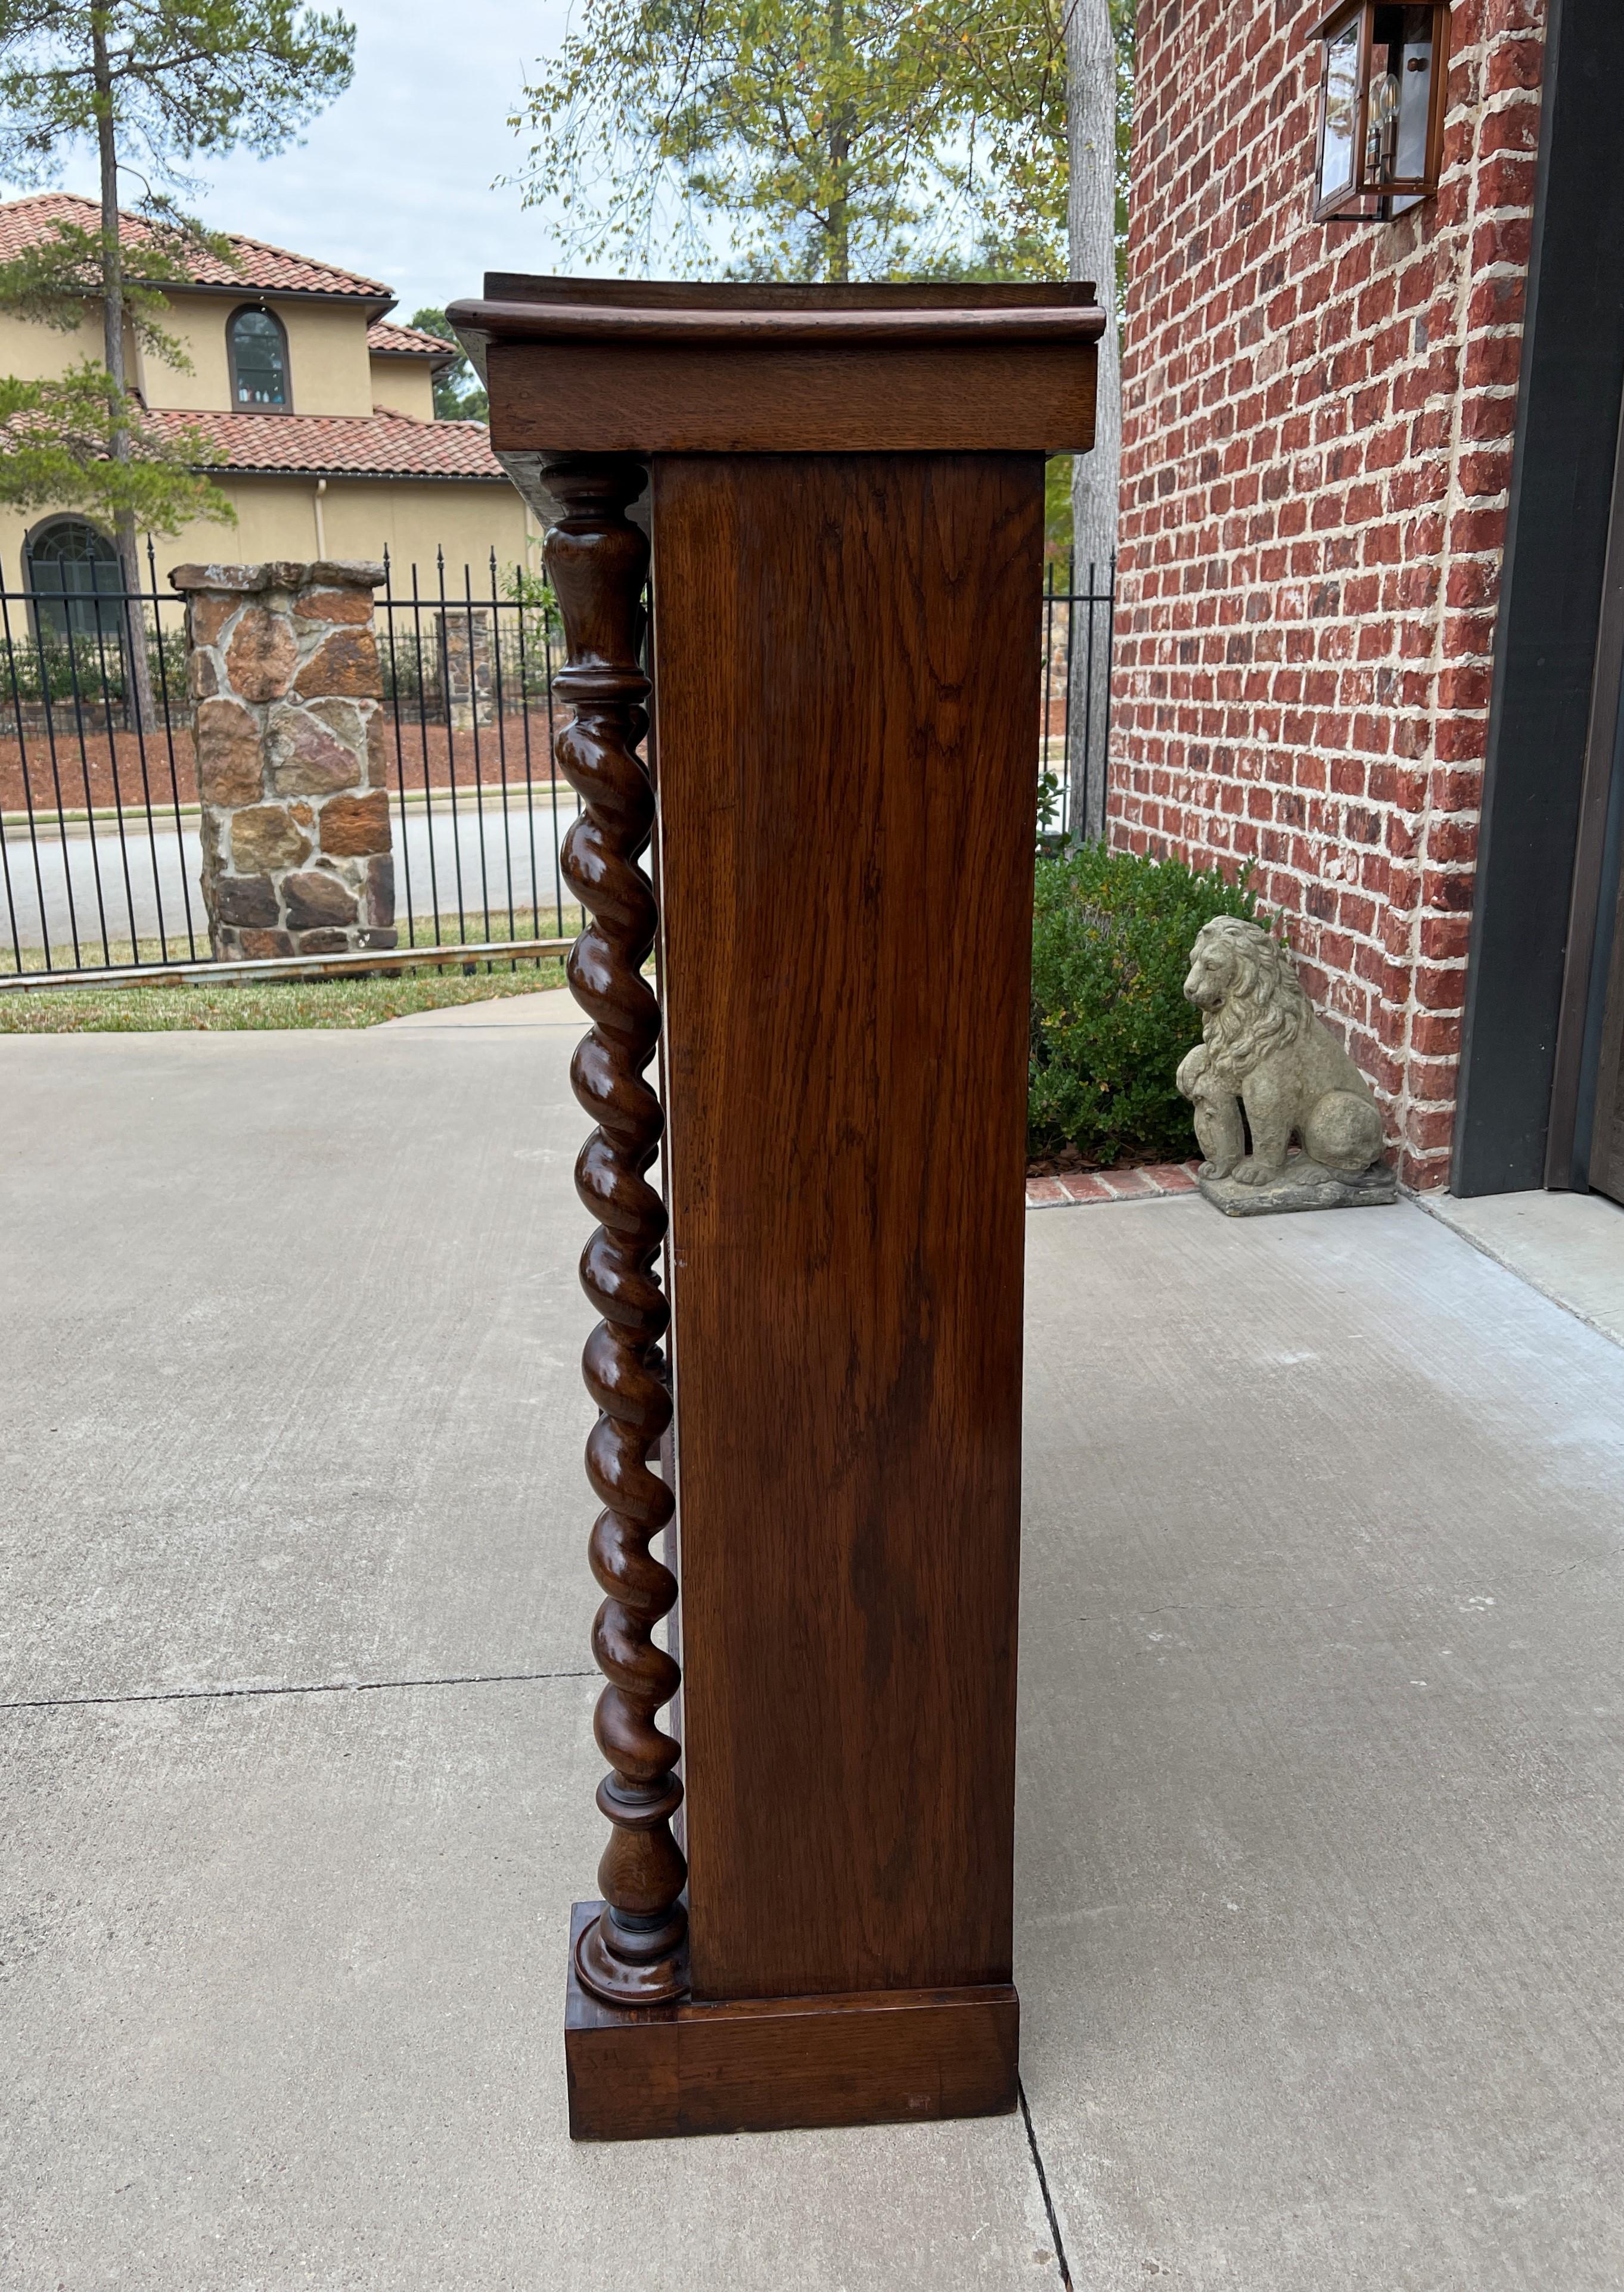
[0,539,200,974]
[1041,552,1117,849]
[376,551,575,964]
[0,545,1115,982]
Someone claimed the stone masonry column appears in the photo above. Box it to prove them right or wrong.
[170,560,396,961]
[442,607,495,731]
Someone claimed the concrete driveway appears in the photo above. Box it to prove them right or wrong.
[2,989,1622,2288]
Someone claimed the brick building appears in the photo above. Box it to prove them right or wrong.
[1109,0,1624,1199]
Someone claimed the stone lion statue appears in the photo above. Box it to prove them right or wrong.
[1175,917,1385,1187]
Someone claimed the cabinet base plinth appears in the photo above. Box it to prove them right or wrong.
[564,1903,1020,2141]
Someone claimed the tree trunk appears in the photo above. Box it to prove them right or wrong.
[92,13,156,734]
[1065,0,1122,843]
[827,0,850,281]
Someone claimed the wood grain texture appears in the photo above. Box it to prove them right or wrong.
[651,452,1041,2002]
[564,1904,1020,2141]
[485,339,1096,457]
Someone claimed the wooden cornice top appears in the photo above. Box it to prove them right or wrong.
[448,278,1107,354]
[450,274,1104,459]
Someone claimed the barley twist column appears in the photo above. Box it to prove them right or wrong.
[545,456,688,2005]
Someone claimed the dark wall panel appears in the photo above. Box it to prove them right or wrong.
[1454,0,1624,1195]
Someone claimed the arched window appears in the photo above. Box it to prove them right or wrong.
[227,305,289,409]
[26,515,122,641]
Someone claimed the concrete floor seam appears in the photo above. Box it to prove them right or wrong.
[0,1666,597,1713]
[1018,2076,1074,2290]
[1408,1184,1624,1349]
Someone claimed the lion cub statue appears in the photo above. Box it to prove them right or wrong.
[1175,917,1385,1187]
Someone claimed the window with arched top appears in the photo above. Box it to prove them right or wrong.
[227,305,289,409]
[26,515,122,640]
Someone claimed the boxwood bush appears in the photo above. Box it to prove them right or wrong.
[1029,843,1261,1165]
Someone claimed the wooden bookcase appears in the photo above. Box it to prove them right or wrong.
[450,278,1103,2140]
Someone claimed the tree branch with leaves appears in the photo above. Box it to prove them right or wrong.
[508,0,1031,282]
[0,358,225,523]
[410,306,489,422]
[510,0,1134,288]
[507,0,1137,831]
[0,0,355,617]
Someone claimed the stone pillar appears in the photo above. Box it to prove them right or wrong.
[441,605,495,731]
[171,560,396,961]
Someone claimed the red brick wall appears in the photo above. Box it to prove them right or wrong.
[1110,0,1547,1187]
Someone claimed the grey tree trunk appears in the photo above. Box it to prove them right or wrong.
[1065,0,1122,843]
[827,0,851,279]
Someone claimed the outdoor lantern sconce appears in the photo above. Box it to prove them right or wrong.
[1311,0,1451,223]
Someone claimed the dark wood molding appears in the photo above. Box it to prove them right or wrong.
[545,455,689,2009]
[1453,0,1624,1195]
[486,341,1096,459]
[474,274,1102,310]
[464,298,1104,345]
[564,1905,1019,2142]
[449,278,1103,460]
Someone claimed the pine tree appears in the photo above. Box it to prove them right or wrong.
[0,209,234,541]
[510,0,1029,282]
[410,307,489,423]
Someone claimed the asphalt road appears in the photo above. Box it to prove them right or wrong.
[0,788,582,958]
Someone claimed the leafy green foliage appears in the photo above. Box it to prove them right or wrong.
[0,213,227,367]
[1029,842,1262,1164]
[1,613,187,703]
[509,0,1126,281]
[930,0,1135,284]
[0,361,231,532]
[1110,0,1137,282]
[377,580,558,712]
[1044,452,1073,555]
[409,306,490,423]
[507,0,1134,284]
[0,223,238,536]
[0,0,355,184]
[511,0,971,279]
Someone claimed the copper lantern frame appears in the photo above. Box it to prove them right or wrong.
[1311,0,1452,225]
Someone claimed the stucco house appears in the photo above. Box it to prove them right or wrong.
[0,193,538,588]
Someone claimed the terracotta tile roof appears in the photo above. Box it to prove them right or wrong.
[145,406,505,482]
[0,192,391,302]
[367,319,459,365]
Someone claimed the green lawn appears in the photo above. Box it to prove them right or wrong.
[0,960,568,1033]
[1,903,582,978]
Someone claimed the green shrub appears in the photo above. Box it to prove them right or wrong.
[1029,843,1262,1164]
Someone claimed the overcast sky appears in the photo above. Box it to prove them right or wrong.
[5,0,603,321]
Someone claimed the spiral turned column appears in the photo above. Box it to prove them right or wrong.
[545,456,688,2007]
